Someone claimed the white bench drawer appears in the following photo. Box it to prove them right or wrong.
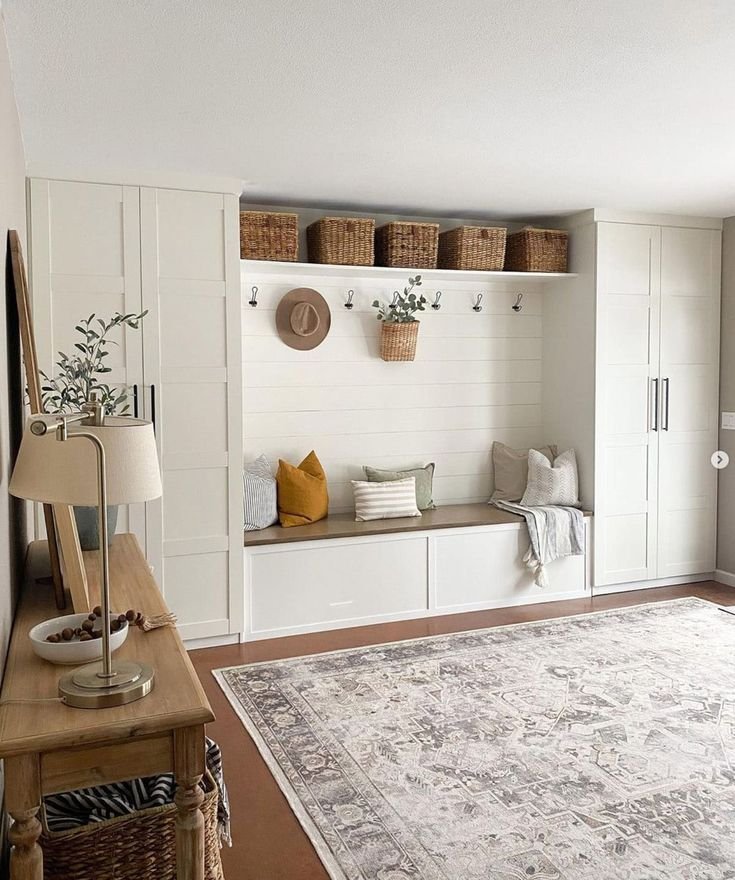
[248,536,427,635]
[433,526,587,611]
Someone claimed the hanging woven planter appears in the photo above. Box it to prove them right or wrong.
[380,321,420,362]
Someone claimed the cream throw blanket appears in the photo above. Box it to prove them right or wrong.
[493,500,584,587]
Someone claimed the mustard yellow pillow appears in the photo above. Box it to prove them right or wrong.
[276,450,329,527]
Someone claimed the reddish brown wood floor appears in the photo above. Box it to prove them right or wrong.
[190,581,734,880]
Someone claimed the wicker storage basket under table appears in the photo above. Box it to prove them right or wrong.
[40,771,223,880]
[307,217,375,265]
[505,226,568,273]
[437,225,507,271]
[375,221,439,269]
[380,321,420,362]
[240,210,299,261]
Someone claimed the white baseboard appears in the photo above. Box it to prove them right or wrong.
[184,633,240,651]
[714,569,735,588]
[593,573,713,596]
[433,587,588,617]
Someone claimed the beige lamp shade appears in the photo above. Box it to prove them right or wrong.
[9,415,162,505]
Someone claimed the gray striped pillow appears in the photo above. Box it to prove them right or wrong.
[351,477,421,522]
[244,455,278,530]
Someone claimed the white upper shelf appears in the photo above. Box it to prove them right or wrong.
[240,259,576,285]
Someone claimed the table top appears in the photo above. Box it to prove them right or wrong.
[0,534,214,758]
[244,501,593,547]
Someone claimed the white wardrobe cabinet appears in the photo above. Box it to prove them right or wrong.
[594,219,720,587]
[29,178,243,641]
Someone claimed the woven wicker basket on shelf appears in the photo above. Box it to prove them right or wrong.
[437,226,507,271]
[380,321,420,362]
[505,227,568,272]
[307,217,375,265]
[240,211,299,262]
[40,771,223,880]
[375,222,439,269]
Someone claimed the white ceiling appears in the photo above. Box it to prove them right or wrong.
[3,0,735,219]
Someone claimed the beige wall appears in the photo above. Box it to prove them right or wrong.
[718,218,735,575]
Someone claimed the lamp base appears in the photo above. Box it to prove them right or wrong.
[59,660,155,709]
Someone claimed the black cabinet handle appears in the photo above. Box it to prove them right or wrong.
[651,378,658,432]
[151,384,156,434]
[133,383,139,418]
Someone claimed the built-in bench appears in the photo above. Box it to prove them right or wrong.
[242,503,592,641]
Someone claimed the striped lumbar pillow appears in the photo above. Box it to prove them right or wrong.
[351,477,421,522]
[243,454,278,530]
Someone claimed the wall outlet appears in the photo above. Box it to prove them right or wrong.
[722,412,735,430]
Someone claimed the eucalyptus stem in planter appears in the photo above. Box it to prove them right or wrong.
[40,311,147,549]
[372,275,426,361]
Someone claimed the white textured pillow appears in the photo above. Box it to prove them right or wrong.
[521,448,580,507]
[351,477,421,522]
[490,442,558,502]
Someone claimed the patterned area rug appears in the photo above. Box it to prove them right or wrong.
[215,599,735,879]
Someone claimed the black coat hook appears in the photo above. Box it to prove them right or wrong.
[389,291,399,311]
[431,291,442,311]
[249,286,258,307]
[345,289,355,310]
[512,293,523,312]
[472,293,484,313]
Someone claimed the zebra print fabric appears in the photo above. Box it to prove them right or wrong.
[44,737,231,846]
[243,454,278,530]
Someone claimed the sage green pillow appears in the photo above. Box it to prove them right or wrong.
[363,463,436,510]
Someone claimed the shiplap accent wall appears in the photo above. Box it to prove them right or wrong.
[242,270,549,513]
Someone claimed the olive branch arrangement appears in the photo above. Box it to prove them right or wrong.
[372,275,426,323]
[40,311,147,416]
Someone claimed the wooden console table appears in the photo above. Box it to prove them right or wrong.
[0,534,215,880]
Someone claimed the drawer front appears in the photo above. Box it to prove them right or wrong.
[434,527,586,610]
[248,537,428,634]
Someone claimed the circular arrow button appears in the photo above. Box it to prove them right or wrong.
[712,451,730,470]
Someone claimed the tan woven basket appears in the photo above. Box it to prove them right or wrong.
[380,321,420,362]
[240,210,299,261]
[307,217,375,265]
[375,222,439,269]
[40,771,223,880]
[437,225,507,271]
[505,227,568,273]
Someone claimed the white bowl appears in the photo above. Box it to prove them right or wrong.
[29,613,129,665]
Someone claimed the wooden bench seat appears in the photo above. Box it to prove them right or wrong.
[244,502,592,547]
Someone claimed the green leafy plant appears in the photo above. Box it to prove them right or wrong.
[372,275,426,323]
[40,311,147,416]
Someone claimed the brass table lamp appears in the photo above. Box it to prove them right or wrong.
[9,395,162,708]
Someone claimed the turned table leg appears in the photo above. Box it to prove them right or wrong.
[6,754,43,880]
[174,725,206,880]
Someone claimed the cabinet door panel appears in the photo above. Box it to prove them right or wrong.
[657,228,720,578]
[159,295,227,369]
[141,188,242,639]
[594,223,660,586]
[601,514,650,582]
[661,227,718,297]
[597,222,654,295]
[29,179,146,547]
[163,469,229,542]
[164,551,230,640]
